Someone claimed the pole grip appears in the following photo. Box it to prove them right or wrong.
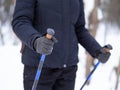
[46,28,55,39]
[104,44,113,52]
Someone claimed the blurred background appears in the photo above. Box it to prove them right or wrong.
[0,0,120,90]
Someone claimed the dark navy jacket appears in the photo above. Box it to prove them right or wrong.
[12,0,101,68]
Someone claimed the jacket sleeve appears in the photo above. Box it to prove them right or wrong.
[75,0,101,57]
[12,0,41,50]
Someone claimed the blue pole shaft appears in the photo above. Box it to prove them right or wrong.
[80,61,100,90]
[31,28,55,90]
[32,54,46,90]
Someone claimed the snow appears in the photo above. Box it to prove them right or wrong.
[0,45,24,90]
[0,0,120,90]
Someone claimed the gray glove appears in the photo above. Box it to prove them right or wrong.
[96,44,112,63]
[34,36,57,55]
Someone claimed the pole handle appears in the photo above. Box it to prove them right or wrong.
[46,28,55,39]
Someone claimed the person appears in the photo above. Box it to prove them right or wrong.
[12,0,112,90]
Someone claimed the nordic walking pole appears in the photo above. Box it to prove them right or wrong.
[80,61,100,90]
[80,44,113,90]
[32,28,55,90]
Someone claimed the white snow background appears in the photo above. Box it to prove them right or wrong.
[0,0,120,90]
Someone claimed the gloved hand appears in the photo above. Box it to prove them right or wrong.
[96,44,113,63]
[34,36,57,55]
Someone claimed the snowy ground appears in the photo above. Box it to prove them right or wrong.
[0,27,120,90]
[0,45,23,90]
